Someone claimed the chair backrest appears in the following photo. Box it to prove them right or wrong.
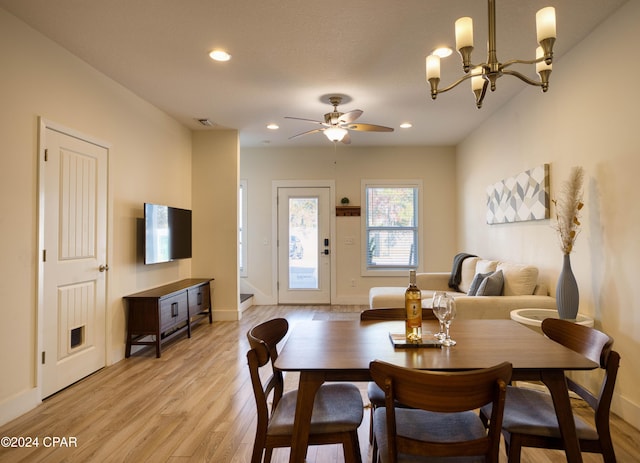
[247,318,289,416]
[360,307,436,321]
[541,318,621,433]
[248,317,289,365]
[370,360,512,462]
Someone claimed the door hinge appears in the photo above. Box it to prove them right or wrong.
[43,249,46,262]
[44,148,48,162]
[41,351,46,364]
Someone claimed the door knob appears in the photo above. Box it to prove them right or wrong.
[99,264,109,272]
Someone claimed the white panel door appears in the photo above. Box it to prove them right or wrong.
[277,187,331,304]
[41,125,108,398]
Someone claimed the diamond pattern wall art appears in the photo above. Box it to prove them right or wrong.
[486,164,550,224]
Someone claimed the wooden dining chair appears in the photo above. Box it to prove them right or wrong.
[360,308,436,444]
[370,359,512,463]
[480,318,620,463]
[246,318,364,463]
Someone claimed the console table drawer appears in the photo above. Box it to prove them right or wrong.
[159,292,188,331]
[188,284,210,315]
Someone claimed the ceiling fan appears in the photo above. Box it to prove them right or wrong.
[285,96,394,144]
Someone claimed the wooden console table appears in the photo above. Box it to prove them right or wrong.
[124,278,213,358]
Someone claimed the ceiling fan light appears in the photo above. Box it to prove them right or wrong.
[324,127,348,142]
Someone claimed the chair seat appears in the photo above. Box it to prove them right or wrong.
[368,381,385,405]
[268,383,364,436]
[368,381,414,408]
[373,408,487,463]
[480,386,599,440]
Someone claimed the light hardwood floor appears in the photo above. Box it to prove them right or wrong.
[1,304,638,462]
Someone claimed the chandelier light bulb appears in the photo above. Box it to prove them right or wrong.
[536,7,556,42]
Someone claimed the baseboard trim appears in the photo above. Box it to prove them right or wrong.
[211,308,241,322]
[239,295,254,312]
[0,387,41,427]
[612,393,640,431]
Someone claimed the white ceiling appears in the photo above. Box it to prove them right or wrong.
[1,0,627,148]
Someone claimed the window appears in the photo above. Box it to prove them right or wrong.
[239,180,248,277]
[362,180,422,274]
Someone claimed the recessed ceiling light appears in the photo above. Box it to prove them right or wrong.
[433,47,453,58]
[267,123,279,130]
[400,122,413,129]
[209,50,231,62]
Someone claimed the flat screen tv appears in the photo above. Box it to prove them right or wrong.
[144,203,192,264]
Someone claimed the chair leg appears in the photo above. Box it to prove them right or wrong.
[600,435,617,463]
[251,443,264,463]
[505,432,522,463]
[371,433,378,463]
[342,430,362,463]
[264,447,273,463]
[369,405,375,444]
[353,430,363,463]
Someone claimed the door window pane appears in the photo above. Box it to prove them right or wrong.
[288,197,318,289]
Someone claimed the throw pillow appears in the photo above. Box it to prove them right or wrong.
[476,270,504,296]
[475,259,499,274]
[458,256,480,293]
[496,262,539,296]
[467,272,492,296]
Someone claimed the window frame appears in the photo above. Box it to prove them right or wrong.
[239,179,248,277]
[361,179,423,276]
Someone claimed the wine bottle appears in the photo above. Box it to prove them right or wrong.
[405,270,422,342]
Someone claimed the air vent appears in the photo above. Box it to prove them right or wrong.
[197,118,215,127]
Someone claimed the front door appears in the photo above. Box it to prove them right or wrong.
[40,122,108,398]
[277,187,331,304]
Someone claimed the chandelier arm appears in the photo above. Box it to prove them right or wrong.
[501,69,544,87]
[434,72,476,94]
[502,56,550,68]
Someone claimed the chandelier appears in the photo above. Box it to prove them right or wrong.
[426,0,556,108]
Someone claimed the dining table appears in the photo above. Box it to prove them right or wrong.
[274,318,598,463]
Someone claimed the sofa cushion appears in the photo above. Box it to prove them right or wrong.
[467,271,492,296]
[458,257,480,293]
[475,259,498,274]
[497,262,539,296]
[476,270,504,296]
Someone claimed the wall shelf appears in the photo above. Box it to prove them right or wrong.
[336,206,360,217]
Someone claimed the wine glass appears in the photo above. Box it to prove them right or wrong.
[431,291,447,340]
[441,297,457,347]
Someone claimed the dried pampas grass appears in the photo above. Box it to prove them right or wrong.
[552,166,584,254]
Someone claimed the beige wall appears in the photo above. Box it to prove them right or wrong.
[240,145,457,305]
[0,9,196,423]
[192,131,240,319]
[456,1,640,429]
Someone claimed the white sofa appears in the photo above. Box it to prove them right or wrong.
[369,256,557,320]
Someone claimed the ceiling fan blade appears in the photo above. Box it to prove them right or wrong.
[288,128,324,140]
[346,123,394,132]
[337,109,363,124]
[341,132,352,144]
[284,116,325,125]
